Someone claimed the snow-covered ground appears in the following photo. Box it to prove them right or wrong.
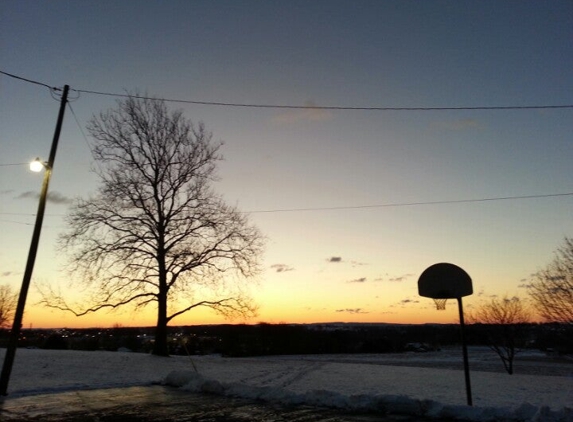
[1,347,571,421]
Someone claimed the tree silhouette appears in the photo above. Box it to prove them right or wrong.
[42,95,264,356]
[469,296,530,374]
[0,285,17,329]
[528,237,573,324]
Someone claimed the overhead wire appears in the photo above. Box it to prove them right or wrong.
[245,192,573,214]
[0,219,34,226]
[67,102,106,177]
[71,89,573,111]
[0,192,571,220]
[0,70,59,91]
[2,69,573,111]
[0,212,65,217]
[68,102,95,158]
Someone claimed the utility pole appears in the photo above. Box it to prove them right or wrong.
[0,85,69,395]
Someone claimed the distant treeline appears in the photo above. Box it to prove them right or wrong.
[0,322,571,356]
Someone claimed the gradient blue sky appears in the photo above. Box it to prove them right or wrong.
[1,1,572,328]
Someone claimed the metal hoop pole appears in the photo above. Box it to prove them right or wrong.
[457,297,473,406]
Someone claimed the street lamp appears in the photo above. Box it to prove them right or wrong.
[29,158,46,173]
[0,85,69,395]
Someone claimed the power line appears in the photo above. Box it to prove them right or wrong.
[2,69,573,112]
[0,163,27,167]
[245,192,573,214]
[0,212,65,217]
[0,192,570,220]
[67,102,105,176]
[72,89,573,112]
[0,219,34,226]
[0,70,58,91]
[68,102,95,157]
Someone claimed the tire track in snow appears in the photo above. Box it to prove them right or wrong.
[278,361,325,389]
[238,361,325,389]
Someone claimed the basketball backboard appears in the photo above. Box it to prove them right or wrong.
[418,262,473,299]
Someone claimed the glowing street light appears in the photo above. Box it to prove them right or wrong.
[29,158,46,173]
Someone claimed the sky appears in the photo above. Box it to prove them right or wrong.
[1,0,572,328]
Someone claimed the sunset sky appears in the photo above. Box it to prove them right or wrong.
[1,1,572,328]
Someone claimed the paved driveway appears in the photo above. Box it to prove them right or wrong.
[0,385,434,421]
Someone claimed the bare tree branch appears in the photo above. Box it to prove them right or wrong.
[167,296,258,323]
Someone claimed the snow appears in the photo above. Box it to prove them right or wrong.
[1,347,572,421]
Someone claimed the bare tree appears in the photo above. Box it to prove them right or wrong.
[469,296,531,374]
[42,95,264,356]
[0,285,17,329]
[528,237,573,324]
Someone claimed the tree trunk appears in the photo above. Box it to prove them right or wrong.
[153,235,169,356]
[152,288,169,356]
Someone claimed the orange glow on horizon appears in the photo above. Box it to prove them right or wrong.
[23,299,495,329]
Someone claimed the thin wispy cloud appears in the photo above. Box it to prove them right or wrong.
[48,192,72,204]
[328,256,342,263]
[272,101,333,124]
[1,189,15,195]
[16,190,72,205]
[388,274,413,282]
[335,308,369,314]
[432,118,482,131]
[1,271,12,277]
[374,273,413,282]
[303,306,327,312]
[351,261,369,267]
[16,191,40,201]
[400,299,420,305]
[347,277,366,283]
[270,264,294,273]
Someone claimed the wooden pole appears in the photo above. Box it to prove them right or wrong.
[0,85,69,395]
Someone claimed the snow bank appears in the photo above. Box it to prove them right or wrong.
[164,370,572,422]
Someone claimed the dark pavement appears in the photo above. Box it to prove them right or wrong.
[0,385,434,421]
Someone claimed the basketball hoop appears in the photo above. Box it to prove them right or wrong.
[433,298,447,310]
[418,263,474,406]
